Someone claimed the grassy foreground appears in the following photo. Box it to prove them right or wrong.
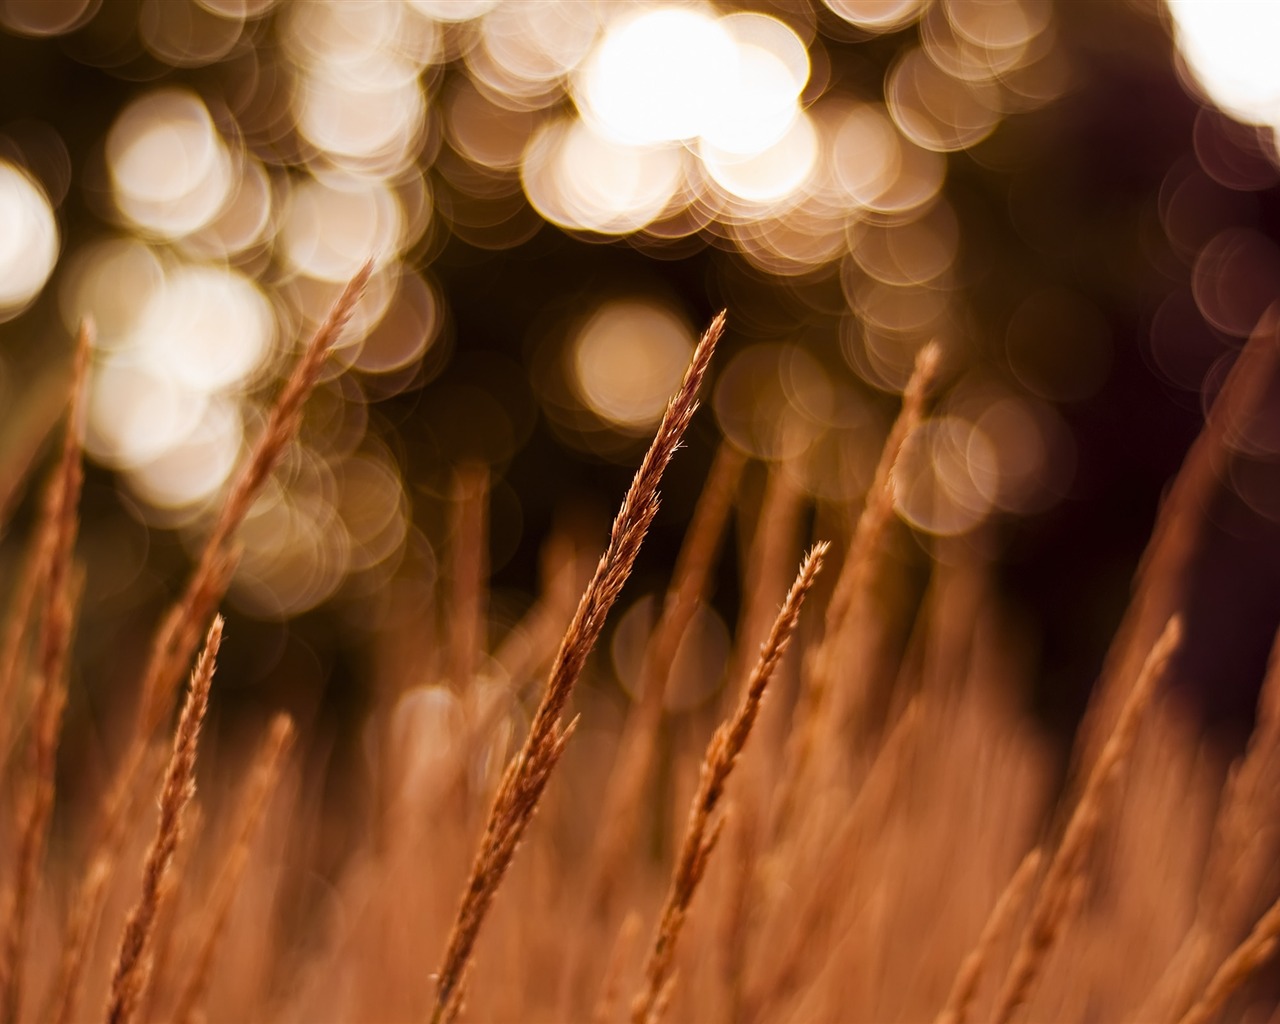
[1,272,1279,1024]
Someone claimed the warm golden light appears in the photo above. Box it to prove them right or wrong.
[127,394,243,509]
[576,7,737,148]
[612,594,729,710]
[280,175,403,282]
[571,301,694,431]
[132,264,275,392]
[701,111,819,204]
[6,0,1082,614]
[0,161,58,319]
[824,0,929,33]
[1167,0,1280,135]
[85,355,209,470]
[106,88,234,239]
[892,416,999,536]
[522,116,685,235]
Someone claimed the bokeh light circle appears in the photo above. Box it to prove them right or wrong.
[893,416,999,536]
[571,301,694,431]
[0,161,58,317]
[106,88,233,239]
[576,7,737,147]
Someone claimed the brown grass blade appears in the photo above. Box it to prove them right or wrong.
[170,713,295,1024]
[1177,892,1280,1024]
[52,265,369,1021]
[593,911,641,1024]
[448,462,488,692]
[0,530,49,771]
[428,311,725,1024]
[105,615,223,1024]
[990,615,1182,1024]
[773,342,938,832]
[936,848,1042,1024]
[1076,309,1279,777]
[1136,621,1280,1022]
[630,542,828,1024]
[0,356,73,538]
[0,318,90,1024]
[588,442,744,915]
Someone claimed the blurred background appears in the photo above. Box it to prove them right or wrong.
[0,0,1278,758]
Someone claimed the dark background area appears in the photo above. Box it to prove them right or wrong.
[1,0,1278,759]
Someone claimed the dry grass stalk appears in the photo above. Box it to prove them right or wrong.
[936,847,1043,1024]
[588,442,744,914]
[105,615,223,1024]
[1200,625,1280,927]
[52,265,370,1018]
[48,662,222,1024]
[990,615,1183,1024]
[0,528,51,771]
[170,713,295,1024]
[718,799,759,1024]
[742,700,923,1022]
[631,542,828,1024]
[723,461,803,720]
[0,535,47,791]
[136,261,373,735]
[1177,892,1280,1024]
[1077,309,1279,778]
[592,911,641,1024]
[1135,622,1280,1022]
[826,341,940,638]
[775,342,938,830]
[0,319,90,1024]
[136,803,205,1024]
[0,358,74,537]
[45,855,110,1024]
[448,462,488,692]
[429,311,725,1024]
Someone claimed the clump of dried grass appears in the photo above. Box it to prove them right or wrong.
[1,298,1279,1024]
[428,311,724,1024]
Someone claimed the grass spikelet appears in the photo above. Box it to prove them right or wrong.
[429,311,725,1024]
[829,341,940,635]
[991,615,1183,1024]
[105,615,223,1024]
[630,542,828,1024]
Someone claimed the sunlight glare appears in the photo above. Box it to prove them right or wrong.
[1167,0,1280,132]
[576,7,738,146]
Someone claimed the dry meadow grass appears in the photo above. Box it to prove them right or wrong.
[2,274,1280,1024]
